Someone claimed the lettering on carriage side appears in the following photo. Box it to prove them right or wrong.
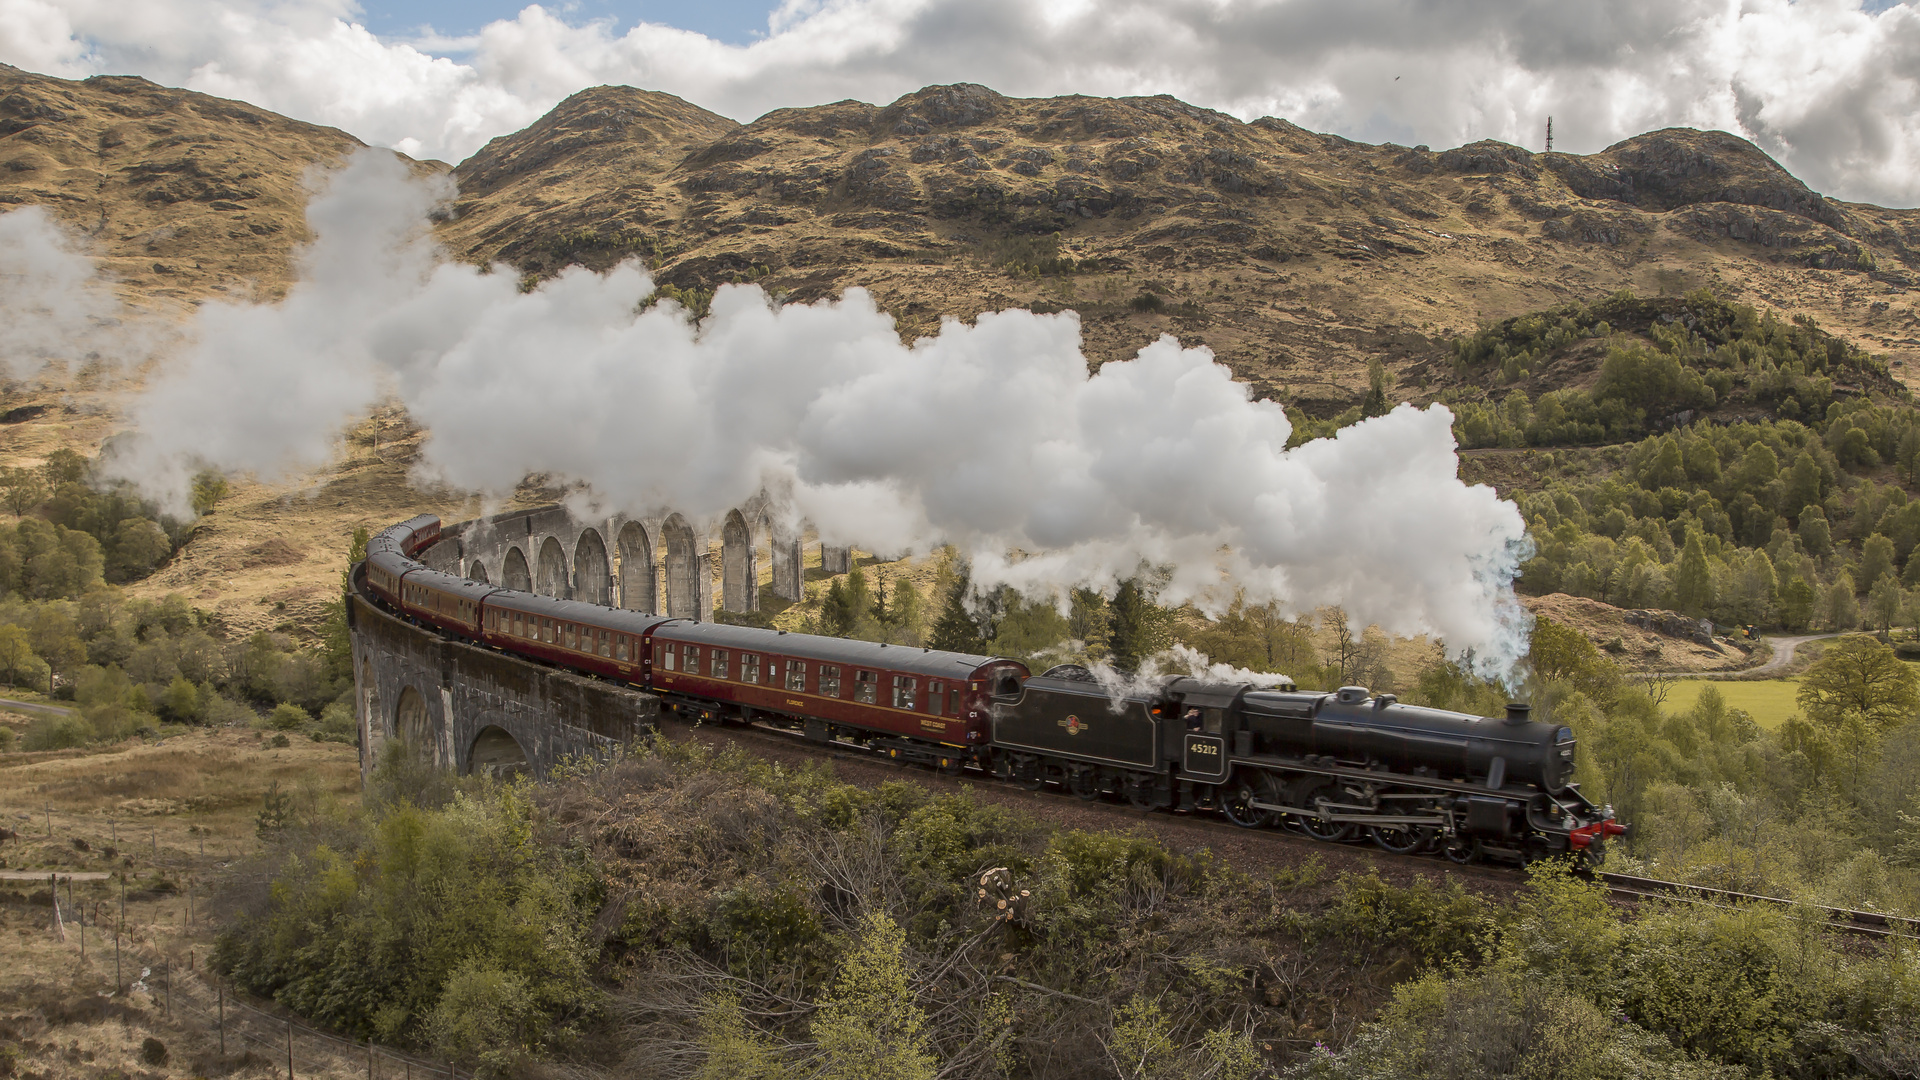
[787,699,805,708]
[920,718,948,733]
[1058,714,1087,735]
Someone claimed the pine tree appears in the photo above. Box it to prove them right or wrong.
[1674,529,1715,618]
[1108,578,1168,674]
[1360,358,1391,418]
[928,561,988,653]
[821,579,855,637]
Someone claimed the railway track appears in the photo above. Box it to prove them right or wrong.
[670,710,1919,941]
[1600,873,1920,940]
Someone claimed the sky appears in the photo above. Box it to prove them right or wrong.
[2,0,1919,206]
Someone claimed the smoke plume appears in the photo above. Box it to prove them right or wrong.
[91,149,1531,680]
[0,206,144,380]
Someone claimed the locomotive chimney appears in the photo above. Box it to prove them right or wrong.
[1504,702,1533,725]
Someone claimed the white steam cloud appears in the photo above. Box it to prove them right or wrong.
[1087,644,1298,711]
[97,149,1530,680]
[0,206,144,380]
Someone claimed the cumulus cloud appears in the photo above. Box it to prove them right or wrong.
[2,0,1917,204]
[95,150,1531,677]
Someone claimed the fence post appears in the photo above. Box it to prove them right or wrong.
[368,1043,375,1080]
[287,1019,295,1080]
[218,982,226,1055]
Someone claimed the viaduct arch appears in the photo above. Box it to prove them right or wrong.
[359,502,864,784]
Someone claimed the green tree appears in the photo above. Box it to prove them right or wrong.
[1529,617,1622,705]
[1782,451,1823,519]
[190,470,230,516]
[1798,507,1833,557]
[1870,574,1905,631]
[1779,575,1817,631]
[41,449,87,487]
[1107,578,1168,674]
[162,674,202,722]
[1825,571,1860,631]
[820,578,857,637]
[812,912,933,1080]
[1797,636,1920,730]
[1862,534,1898,591]
[1361,358,1391,418]
[0,624,42,688]
[0,467,45,518]
[928,560,989,654]
[693,995,788,1080]
[1673,529,1715,617]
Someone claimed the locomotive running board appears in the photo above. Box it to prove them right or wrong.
[1247,803,1449,826]
[1230,755,1562,802]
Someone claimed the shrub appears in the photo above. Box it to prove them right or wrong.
[23,713,91,750]
[266,702,310,731]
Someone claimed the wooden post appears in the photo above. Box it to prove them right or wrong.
[287,1019,295,1080]
[45,803,51,837]
[368,1043,375,1080]
[218,982,226,1055]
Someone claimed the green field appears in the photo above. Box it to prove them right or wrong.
[1661,678,1802,729]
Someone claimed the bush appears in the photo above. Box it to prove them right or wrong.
[266,702,310,731]
[22,713,92,750]
[0,725,14,751]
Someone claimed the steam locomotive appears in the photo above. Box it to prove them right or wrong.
[364,515,1626,866]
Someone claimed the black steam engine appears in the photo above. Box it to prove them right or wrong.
[364,515,1624,867]
[992,668,1623,864]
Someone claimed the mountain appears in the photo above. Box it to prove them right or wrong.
[434,83,1920,412]
[0,64,426,304]
[4,65,1918,411]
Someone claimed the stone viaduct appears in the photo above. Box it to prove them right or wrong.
[419,501,853,618]
[351,502,855,783]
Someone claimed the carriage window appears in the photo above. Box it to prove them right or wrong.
[564,624,577,650]
[786,661,807,692]
[950,690,962,714]
[892,675,918,710]
[741,654,760,684]
[662,643,676,671]
[616,636,630,662]
[598,630,611,658]
[541,619,554,643]
[684,647,700,675]
[854,670,877,704]
[711,649,729,679]
[819,665,841,697]
[927,681,943,715]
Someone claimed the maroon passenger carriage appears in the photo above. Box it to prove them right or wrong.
[647,621,1027,770]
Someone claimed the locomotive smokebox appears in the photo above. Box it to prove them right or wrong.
[1504,703,1533,725]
